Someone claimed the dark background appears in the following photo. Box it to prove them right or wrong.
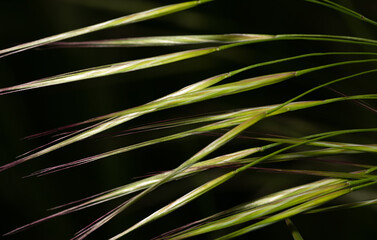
[1,0,377,239]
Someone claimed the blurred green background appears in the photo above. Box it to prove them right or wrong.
[1,0,376,239]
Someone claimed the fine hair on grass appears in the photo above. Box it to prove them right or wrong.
[1,0,376,239]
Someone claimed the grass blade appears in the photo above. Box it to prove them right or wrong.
[0,47,219,95]
[285,218,304,240]
[1,39,377,95]
[108,128,377,239]
[158,179,348,239]
[258,138,377,153]
[307,198,377,214]
[0,0,215,58]
[306,0,377,27]
[7,141,372,237]
[0,72,296,172]
[4,62,377,172]
[47,34,273,48]
[30,94,377,176]
[24,51,376,132]
[216,189,351,240]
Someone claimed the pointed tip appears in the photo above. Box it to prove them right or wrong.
[0,90,8,96]
[26,168,55,178]
[0,162,17,173]
[22,171,39,179]
[0,87,25,96]
[3,223,35,237]
[0,155,34,173]
[197,0,215,3]
[26,162,77,178]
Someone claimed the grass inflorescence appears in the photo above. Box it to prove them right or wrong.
[1,0,376,239]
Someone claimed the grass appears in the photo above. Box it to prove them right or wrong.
[1,0,376,239]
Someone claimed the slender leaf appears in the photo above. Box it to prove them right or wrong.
[306,0,377,27]
[47,34,273,48]
[285,218,304,240]
[216,189,351,240]
[0,0,215,58]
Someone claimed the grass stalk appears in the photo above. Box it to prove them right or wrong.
[0,0,215,58]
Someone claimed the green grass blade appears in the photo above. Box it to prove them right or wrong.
[4,58,377,237]
[307,198,377,214]
[30,94,377,176]
[250,167,376,179]
[5,63,377,171]
[0,47,219,95]
[16,146,355,235]
[48,146,366,210]
[48,146,370,213]
[0,72,295,172]
[51,51,376,125]
[234,128,377,174]
[36,71,294,238]
[272,34,377,47]
[106,112,269,240]
[285,218,304,240]
[159,179,348,239]
[173,170,377,240]
[216,189,351,240]
[267,68,377,116]
[0,0,215,58]
[306,0,377,27]
[47,34,273,48]
[10,144,372,238]
[113,172,340,240]
[3,146,267,236]
[108,129,377,239]
[257,138,377,153]
[1,40,377,95]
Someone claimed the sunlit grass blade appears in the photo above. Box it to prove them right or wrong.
[249,167,376,179]
[0,47,220,95]
[285,218,304,240]
[47,34,273,48]
[95,113,270,240]
[46,146,369,210]
[307,198,377,214]
[29,117,273,176]
[6,139,373,237]
[2,70,297,236]
[14,145,347,235]
[3,58,377,172]
[257,138,377,153]
[28,100,323,175]
[3,1,377,239]
[5,68,377,238]
[47,33,377,49]
[30,94,377,176]
[325,86,377,114]
[155,179,342,239]
[216,189,351,240]
[0,71,296,172]
[2,56,376,240]
[1,37,377,95]
[272,34,377,47]
[22,51,376,136]
[4,56,377,239]
[156,179,348,240]
[108,128,377,239]
[39,146,372,214]
[88,87,363,238]
[162,171,377,240]
[0,0,215,58]
[306,0,377,27]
